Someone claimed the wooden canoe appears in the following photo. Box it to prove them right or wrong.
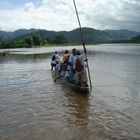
[62,77,90,93]
[52,70,90,93]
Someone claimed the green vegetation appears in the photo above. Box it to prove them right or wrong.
[129,35,140,43]
[32,34,41,46]
[112,35,140,43]
[0,28,140,49]
[51,34,68,44]
[0,33,69,49]
[0,40,24,49]
[24,37,32,48]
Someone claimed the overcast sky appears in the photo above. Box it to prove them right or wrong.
[0,0,140,32]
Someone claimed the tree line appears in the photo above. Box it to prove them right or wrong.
[0,34,68,49]
[112,35,140,43]
[0,33,140,49]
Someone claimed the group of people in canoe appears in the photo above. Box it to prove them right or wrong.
[51,48,88,87]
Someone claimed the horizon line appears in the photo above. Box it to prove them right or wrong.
[0,27,139,33]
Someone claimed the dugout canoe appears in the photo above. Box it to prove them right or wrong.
[62,77,90,93]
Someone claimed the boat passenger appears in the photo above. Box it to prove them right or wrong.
[61,50,69,71]
[73,50,88,87]
[58,50,69,80]
[55,60,61,75]
[67,48,77,83]
[68,48,76,68]
[51,51,60,70]
[54,50,69,82]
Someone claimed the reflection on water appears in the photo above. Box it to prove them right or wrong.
[64,92,89,126]
[0,44,140,140]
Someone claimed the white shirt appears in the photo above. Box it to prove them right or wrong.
[51,54,60,64]
[68,54,76,66]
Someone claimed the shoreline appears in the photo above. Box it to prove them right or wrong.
[0,50,10,56]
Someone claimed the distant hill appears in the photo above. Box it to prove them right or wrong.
[0,27,140,43]
[0,29,39,41]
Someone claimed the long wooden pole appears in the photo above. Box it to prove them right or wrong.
[72,0,92,91]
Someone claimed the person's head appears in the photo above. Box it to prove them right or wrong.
[72,48,76,55]
[76,50,81,55]
[64,50,69,54]
[55,51,57,54]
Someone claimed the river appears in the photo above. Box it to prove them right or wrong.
[0,44,140,140]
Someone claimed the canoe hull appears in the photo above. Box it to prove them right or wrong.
[62,78,90,93]
[52,70,90,93]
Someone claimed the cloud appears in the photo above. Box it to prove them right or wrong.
[0,0,140,32]
[74,0,140,31]
[24,2,36,12]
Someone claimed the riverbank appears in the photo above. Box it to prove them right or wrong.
[1,42,140,50]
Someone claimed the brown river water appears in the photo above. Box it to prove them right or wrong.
[0,44,140,140]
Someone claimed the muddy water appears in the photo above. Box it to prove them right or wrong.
[0,44,140,140]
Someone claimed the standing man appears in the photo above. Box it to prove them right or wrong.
[73,50,88,86]
[67,48,77,83]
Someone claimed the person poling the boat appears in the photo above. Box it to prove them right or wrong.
[72,0,92,91]
[51,51,60,70]
[65,49,88,87]
[73,50,88,87]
